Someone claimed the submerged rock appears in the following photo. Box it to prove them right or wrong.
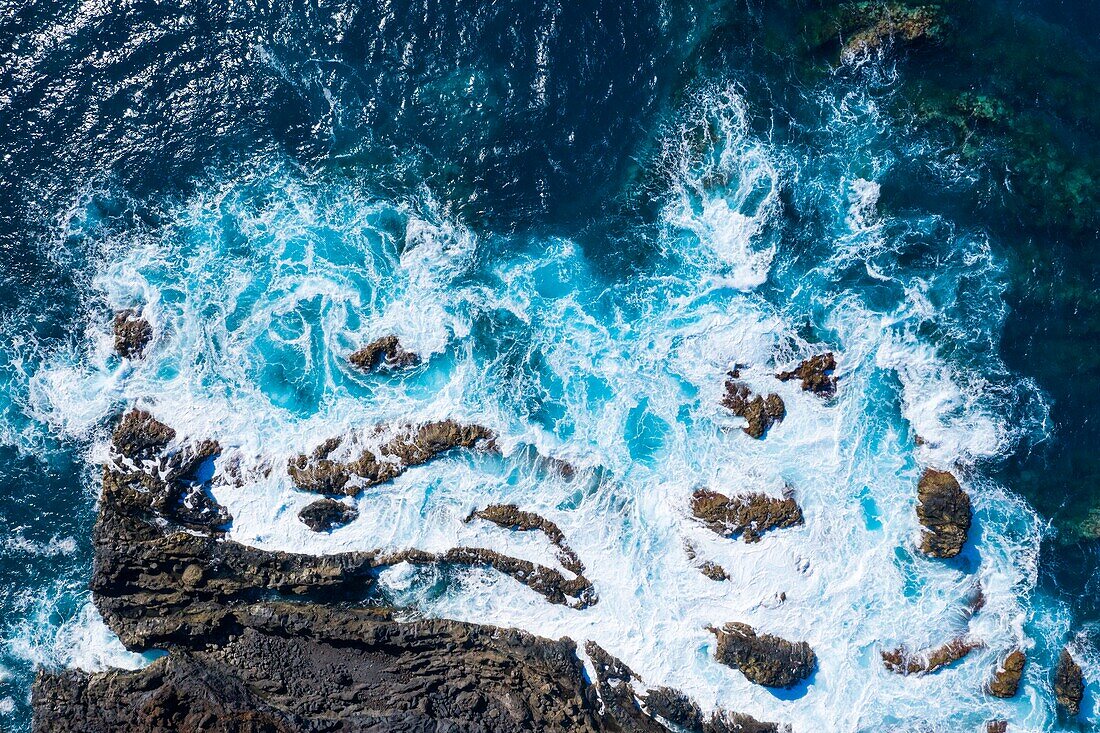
[691,489,803,543]
[881,638,983,675]
[916,468,972,558]
[776,353,837,397]
[837,3,947,62]
[1054,647,1084,716]
[298,498,359,532]
[709,622,817,688]
[112,309,152,359]
[986,648,1026,698]
[721,379,785,439]
[348,334,420,372]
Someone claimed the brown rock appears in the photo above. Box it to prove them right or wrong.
[986,722,1007,733]
[839,3,947,61]
[691,489,803,543]
[881,638,983,675]
[469,504,584,575]
[111,409,176,461]
[709,622,816,688]
[112,309,153,359]
[916,469,971,558]
[721,379,785,439]
[776,353,837,397]
[348,334,420,372]
[298,498,359,532]
[986,648,1026,698]
[699,561,730,582]
[1055,647,1084,716]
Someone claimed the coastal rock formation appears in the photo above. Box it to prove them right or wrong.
[837,3,947,62]
[709,622,817,688]
[776,353,837,397]
[348,334,420,372]
[986,723,1007,733]
[683,540,729,581]
[1054,647,1084,716]
[112,309,152,359]
[111,409,176,461]
[916,468,971,558]
[691,489,804,543]
[986,648,1026,698]
[288,420,495,494]
[721,378,785,439]
[298,498,359,532]
[469,504,584,575]
[881,638,983,675]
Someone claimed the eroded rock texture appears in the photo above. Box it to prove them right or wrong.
[776,353,837,397]
[113,309,153,359]
[348,335,420,373]
[709,622,816,689]
[691,489,803,543]
[916,468,971,558]
[298,498,359,532]
[986,648,1025,698]
[721,379,785,439]
[881,638,983,675]
[1054,647,1085,716]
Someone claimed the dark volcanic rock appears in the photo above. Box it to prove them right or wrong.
[298,498,359,532]
[111,409,176,462]
[691,489,803,543]
[288,420,495,495]
[709,622,816,688]
[348,335,420,372]
[916,469,972,558]
[881,638,983,675]
[836,3,947,61]
[986,722,1007,733]
[776,353,837,397]
[112,309,153,359]
[721,379,785,439]
[469,503,584,575]
[986,648,1026,698]
[1055,647,1084,716]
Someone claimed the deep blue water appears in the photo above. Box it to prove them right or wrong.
[0,1,1097,730]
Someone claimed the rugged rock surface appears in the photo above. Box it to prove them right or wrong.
[112,309,153,359]
[1054,647,1084,716]
[348,334,420,373]
[986,648,1026,698]
[916,468,972,558]
[721,379,785,439]
[776,353,837,397]
[111,409,176,461]
[881,638,983,675]
[835,3,947,62]
[288,420,495,494]
[986,722,1007,733]
[691,489,804,543]
[298,498,359,532]
[683,541,729,581]
[709,622,817,688]
[469,503,584,575]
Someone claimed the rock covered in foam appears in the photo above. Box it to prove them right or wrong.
[348,334,421,372]
[986,648,1026,698]
[881,637,983,675]
[986,722,1007,733]
[721,378,785,439]
[916,468,972,558]
[709,622,816,688]
[776,353,837,397]
[691,489,803,543]
[112,309,153,359]
[298,498,359,532]
[1054,647,1084,716]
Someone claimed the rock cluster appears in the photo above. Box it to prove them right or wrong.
[916,468,971,558]
[776,353,837,397]
[691,489,804,543]
[881,638,983,675]
[1055,647,1084,716]
[837,3,947,62]
[721,379,785,439]
[684,541,730,581]
[288,420,495,494]
[112,309,153,359]
[348,334,420,372]
[709,622,816,689]
[986,648,1026,698]
[298,498,359,532]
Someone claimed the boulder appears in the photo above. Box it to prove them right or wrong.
[709,622,816,688]
[881,638,983,675]
[691,489,803,543]
[348,335,420,372]
[298,498,359,532]
[776,353,837,397]
[986,722,1007,733]
[986,648,1026,698]
[1054,647,1084,716]
[111,409,176,462]
[916,468,971,558]
[721,379,785,439]
[112,309,152,359]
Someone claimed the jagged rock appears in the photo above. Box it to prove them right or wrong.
[986,648,1026,698]
[112,309,152,359]
[699,561,730,582]
[1055,647,1084,716]
[776,353,837,397]
[111,409,176,461]
[691,489,803,543]
[837,3,947,62]
[721,379,785,439]
[916,469,972,558]
[348,335,420,372]
[298,498,359,532]
[709,622,816,688]
[288,420,495,495]
[881,638,983,675]
[986,722,1007,733]
[469,504,584,574]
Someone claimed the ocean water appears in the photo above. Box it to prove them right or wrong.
[0,1,1097,731]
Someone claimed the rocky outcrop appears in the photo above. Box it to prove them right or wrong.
[683,541,729,581]
[468,504,584,575]
[986,648,1026,698]
[112,309,152,359]
[709,622,816,688]
[1054,647,1084,716]
[111,409,176,461]
[298,498,359,532]
[776,353,837,397]
[691,489,803,543]
[881,638,983,675]
[837,3,947,62]
[348,334,421,373]
[986,722,1007,733]
[287,420,495,495]
[721,379,785,439]
[916,469,971,558]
